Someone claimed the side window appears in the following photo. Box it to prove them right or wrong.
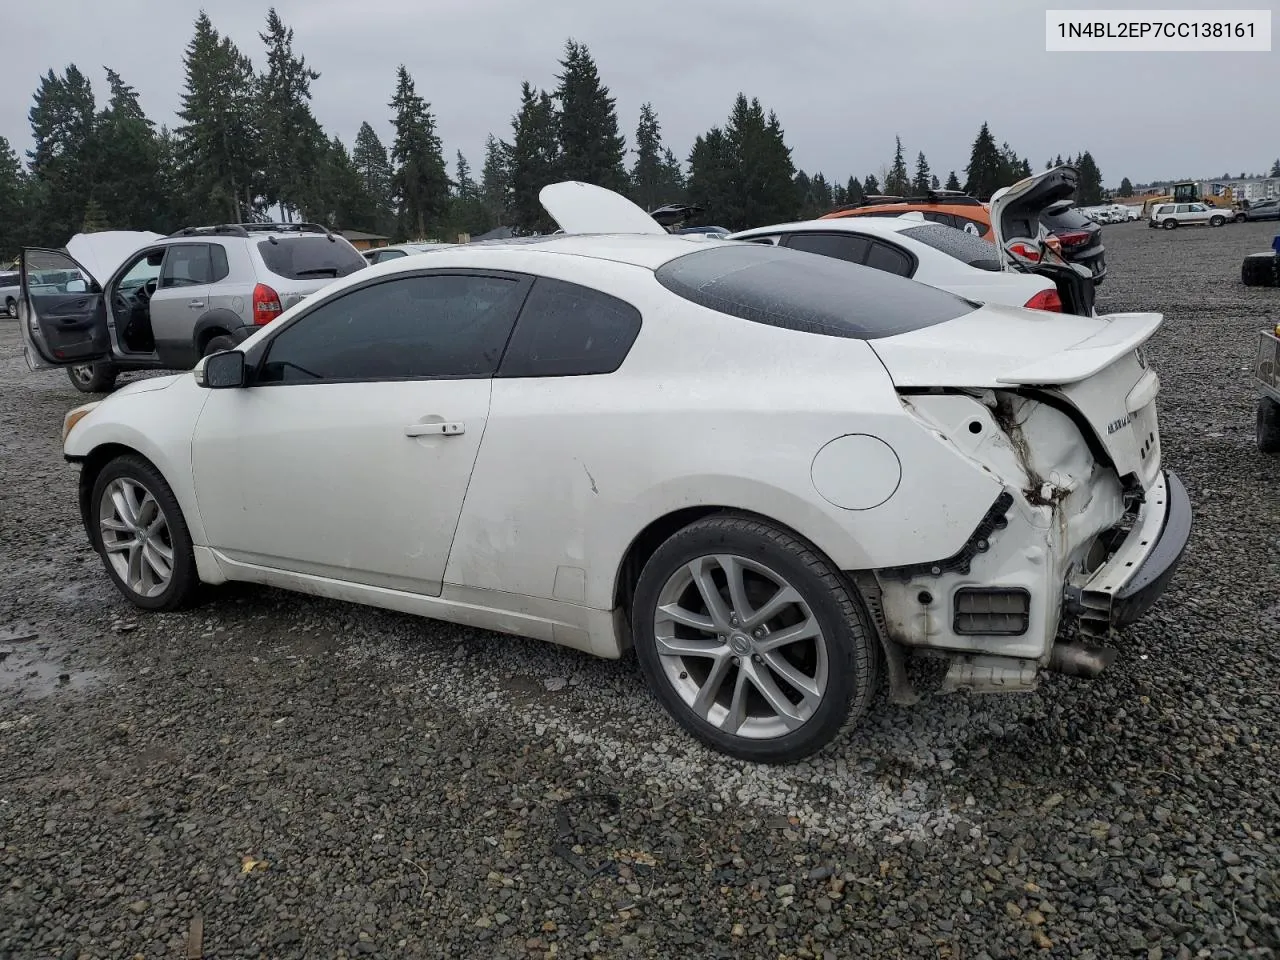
[257,273,524,384]
[956,217,988,237]
[922,212,957,227]
[373,250,407,263]
[498,277,642,378]
[209,244,229,283]
[160,244,214,288]
[864,241,915,277]
[781,232,872,264]
[1175,204,1191,214]
[744,235,780,245]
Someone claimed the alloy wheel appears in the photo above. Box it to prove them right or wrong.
[98,477,175,599]
[70,364,96,385]
[652,554,828,740]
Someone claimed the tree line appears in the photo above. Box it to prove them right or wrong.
[1,9,1169,260]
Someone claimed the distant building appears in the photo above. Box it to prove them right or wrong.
[1210,177,1279,202]
[339,229,390,251]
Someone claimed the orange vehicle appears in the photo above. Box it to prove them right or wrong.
[821,190,995,238]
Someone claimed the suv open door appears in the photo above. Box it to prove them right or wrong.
[19,247,110,370]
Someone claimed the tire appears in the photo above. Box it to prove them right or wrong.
[1241,254,1279,287]
[4,297,16,318]
[1235,213,1248,223]
[67,361,118,394]
[89,454,199,611]
[1209,215,1226,227]
[631,514,878,763]
[1163,219,1178,230]
[202,334,237,357]
[1259,397,1280,455]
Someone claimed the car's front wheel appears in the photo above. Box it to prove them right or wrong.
[5,297,16,318]
[1163,219,1179,230]
[67,361,117,393]
[1258,397,1280,454]
[91,455,199,611]
[632,514,877,763]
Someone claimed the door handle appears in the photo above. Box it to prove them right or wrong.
[188,299,206,308]
[404,421,464,437]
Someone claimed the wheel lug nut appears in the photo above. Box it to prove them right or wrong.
[732,655,740,664]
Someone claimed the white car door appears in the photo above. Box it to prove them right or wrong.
[189,269,532,596]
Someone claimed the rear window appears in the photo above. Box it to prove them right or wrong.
[654,243,976,341]
[898,224,1001,272]
[256,237,367,280]
[1040,206,1093,231]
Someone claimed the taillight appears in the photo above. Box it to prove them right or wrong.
[252,283,282,326]
[1009,242,1041,262]
[1054,229,1092,248]
[1024,289,1063,312]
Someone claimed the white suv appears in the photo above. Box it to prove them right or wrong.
[1149,202,1229,230]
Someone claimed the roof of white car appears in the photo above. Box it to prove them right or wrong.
[375,232,723,272]
[728,215,933,241]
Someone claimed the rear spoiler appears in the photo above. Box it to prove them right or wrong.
[997,313,1163,386]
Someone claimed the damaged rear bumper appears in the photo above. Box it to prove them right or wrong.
[1070,470,1192,636]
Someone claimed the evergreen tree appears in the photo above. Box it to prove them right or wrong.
[27,65,97,243]
[0,137,28,257]
[885,136,910,195]
[446,150,492,238]
[844,176,862,207]
[1076,150,1104,204]
[912,151,931,195]
[1119,176,1134,196]
[930,174,940,190]
[307,135,371,229]
[480,133,512,227]
[1269,159,1279,177]
[388,65,450,239]
[508,82,560,234]
[945,170,961,191]
[686,128,734,226]
[963,122,1005,199]
[554,40,626,191]
[175,13,259,223]
[94,68,167,232]
[721,94,796,227]
[1054,154,1064,166]
[256,8,323,218]
[630,102,665,210]
[351,121,394,236]
[1020,158,1032,178]
[657,148,685,205]
[863,174,880,195]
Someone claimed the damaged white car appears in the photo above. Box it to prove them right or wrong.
[46,182,1191,763]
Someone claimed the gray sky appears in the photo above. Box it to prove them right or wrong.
[2,0,1275,188]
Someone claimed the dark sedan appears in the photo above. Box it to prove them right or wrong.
[1041,200,1107,285]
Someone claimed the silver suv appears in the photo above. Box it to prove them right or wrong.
[18,223,367,392]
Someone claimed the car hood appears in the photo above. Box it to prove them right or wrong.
[539,181,667,235]
[66,230,164,285]
[869,303,1163,387]
[989,166,1078,268]
[112,373,183,397]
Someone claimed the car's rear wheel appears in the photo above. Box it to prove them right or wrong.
[1258,397,1280,455]
[5,297,16,318]
[91,455,199,611]
[1163,219,1178,230]
[631,514,877,763]
[67,361,117,393]
[1209,215,1226,227]
[202,334,237,357]
[1235,213,1248,223]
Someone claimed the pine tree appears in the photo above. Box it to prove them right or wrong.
[630,102,664,210]
[554,40,626,191]
[175,13,259,223]
[351,121,394,236]
[912,151,931,195]
[446,150,492,239]
[963,122,1005,199]
[844,176,862,207]
[27,65,97,243]
[308,135,371,229]
[1076,151,1104,204]
[811,172,833,212]
[508,82,560,234]
[657,148,685,206]
[1119,177,1134,196]
[0,137,28,257]
[930,174,940,190]
[1269,159,1280,178]
[480,134,512,227]
[722,95,796,227]
[885,136,910,195]
[863,174,880,195]
[388,65,450,239]
[1054,154,1064,166]
[945,170,961,191]
[686,128,734,226]
[256,8,323,219]
[94,68,167,232]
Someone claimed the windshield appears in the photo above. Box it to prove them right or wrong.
[655,242,976,341]
[898,224,1001,272]
[256,237,367,280]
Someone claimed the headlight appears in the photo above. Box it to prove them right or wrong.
[62,402,101,444]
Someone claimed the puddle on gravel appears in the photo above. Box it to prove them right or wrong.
[0,625,107,698]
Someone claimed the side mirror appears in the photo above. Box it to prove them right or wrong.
[202,350,246,389]
[64,278,87,293]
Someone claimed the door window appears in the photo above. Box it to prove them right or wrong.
[257,273,525,384]
[160,244,223,288]
[1175,204,1192,214]
[864,240,915,277]
[782,232,872,264]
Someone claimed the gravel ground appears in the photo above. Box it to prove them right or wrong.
[1,221,1277,960]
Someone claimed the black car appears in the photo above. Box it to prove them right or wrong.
[1040,200,1107,285]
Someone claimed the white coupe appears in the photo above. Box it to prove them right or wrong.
[27,182,1192,762]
